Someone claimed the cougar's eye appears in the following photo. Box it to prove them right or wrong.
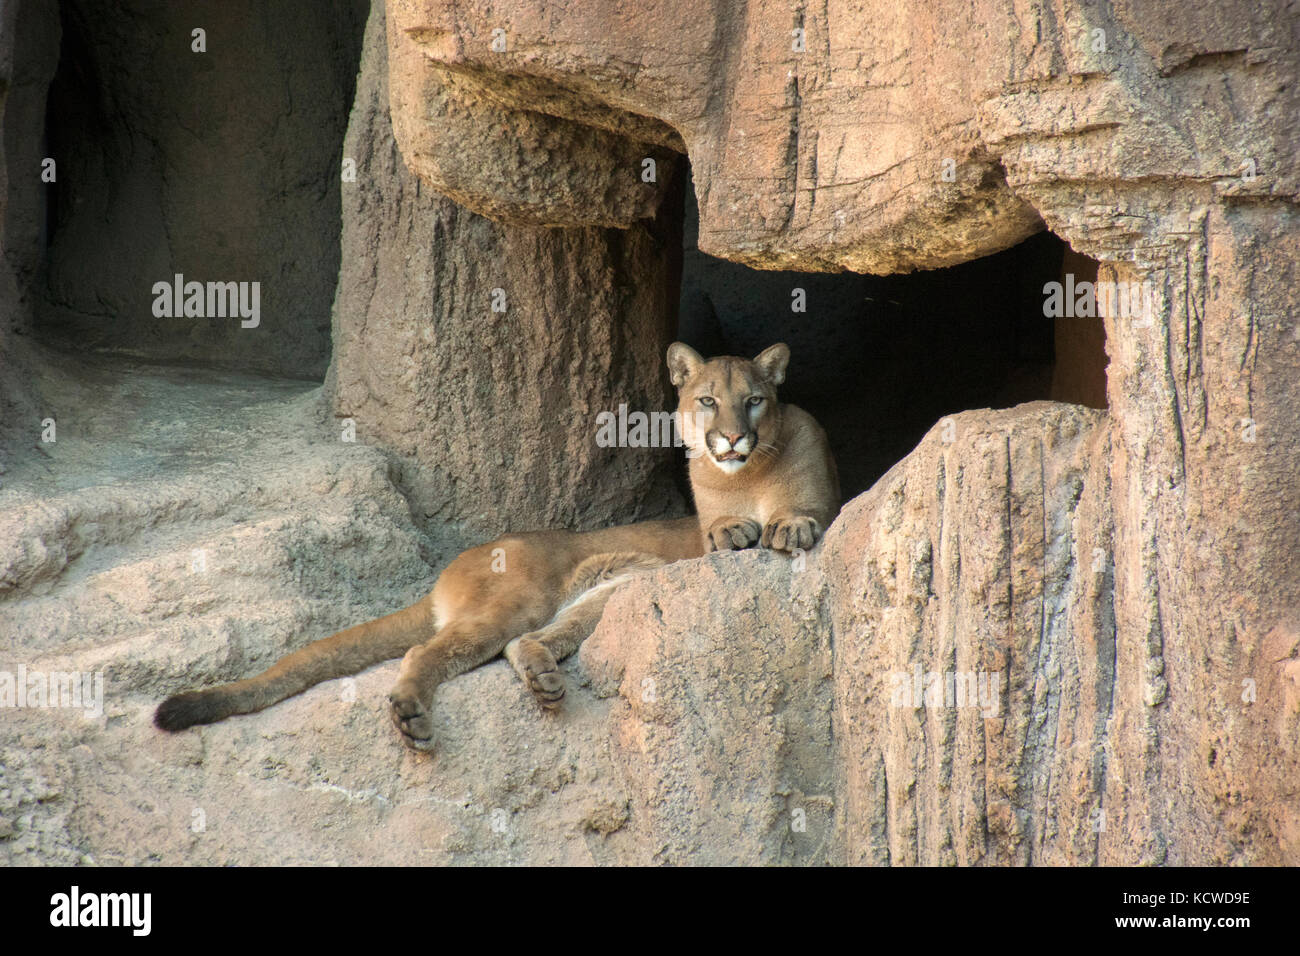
[698,396,716,408]
[747,396,763,407]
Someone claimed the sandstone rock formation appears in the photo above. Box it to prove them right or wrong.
[328,5,686,537]
[385,0,1298,266]
[0,0,1297,865]
[378,0,1300,862]
[33,0,368,377]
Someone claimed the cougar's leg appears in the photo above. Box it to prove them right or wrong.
[155,597,433,732]
[506,552,666,710]
[385,535,568,752]
[387,616,519,751]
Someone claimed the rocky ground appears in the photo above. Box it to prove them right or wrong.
[3,350,1156,865]
[0,345,803,866]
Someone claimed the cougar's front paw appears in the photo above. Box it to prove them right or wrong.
[387,679,435,752]
[760,515,822,552]
[511,636,565,709]
[707,516,762,552]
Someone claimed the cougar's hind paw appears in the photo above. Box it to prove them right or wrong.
[513,637,566,710]
[387,681,435,752]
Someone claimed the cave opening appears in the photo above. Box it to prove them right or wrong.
[673,169,1109,503]
[21,0,369,380]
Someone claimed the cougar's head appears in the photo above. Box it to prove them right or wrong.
[666,341,790,475]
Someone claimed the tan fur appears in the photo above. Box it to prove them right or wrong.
[154,343,840,751]
[668,341,840,552]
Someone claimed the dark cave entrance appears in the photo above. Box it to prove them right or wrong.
[18,0,369,380]
[673,171,1109,503]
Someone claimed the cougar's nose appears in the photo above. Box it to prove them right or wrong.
[723,432,743,445]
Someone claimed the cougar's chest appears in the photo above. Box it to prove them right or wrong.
[694,481,772,528]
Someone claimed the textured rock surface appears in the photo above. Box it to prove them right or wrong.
[387,5,682,229]
[328,4,686,537]
[1093,212,1300,865]
[0,0,56,436]
[384,0,1293,273]
[581,548,836,865]
[19,0,366,377]
[0,355,436,862]
[823,403,1115,864]
[1,399,1123,866]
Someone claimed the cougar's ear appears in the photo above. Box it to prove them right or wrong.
[753,343,790,386]
[667,342,705,388]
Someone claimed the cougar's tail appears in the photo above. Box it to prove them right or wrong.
[154,597,433,732]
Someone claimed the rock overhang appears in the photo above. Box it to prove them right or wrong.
[386,0,1299,273]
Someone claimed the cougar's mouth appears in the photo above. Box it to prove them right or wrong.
[715,450,746,462]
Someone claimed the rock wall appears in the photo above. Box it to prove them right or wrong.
[384,0,1297,266]
[29,0,367,377]
[0,0,58,438]
[327,4,687,536]
[1095,215,1300,863]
